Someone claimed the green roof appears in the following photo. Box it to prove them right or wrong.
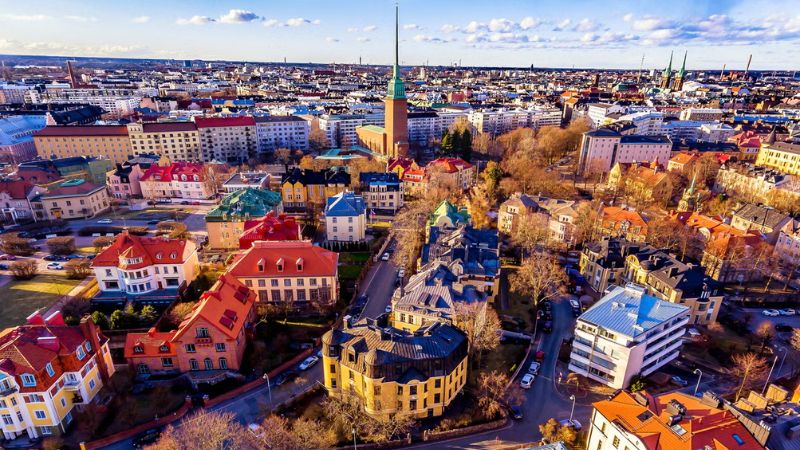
[426,200,470,228]
[205,188,281,222]
[360,125,385,134]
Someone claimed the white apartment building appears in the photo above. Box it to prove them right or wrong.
[776,219,800,270]
[529,107,563,128]
[569,284,690,389]
[0,84,29,104]
[27,87,140,118]
[194,116,257,163]
[578,129,673,175]
[679,107,724,121]
[468,109,531,136]
[660,120,704,141]
[324,191,367,242]
[587,103,627,128]
[254,115,309,152]
[407,111,470,146]
[697,123,735,143]
[316,114,383,149]
[127,122,201,161]
[616,111,663,135]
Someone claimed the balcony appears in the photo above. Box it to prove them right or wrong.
[0,385,18,397]
[195,337,212,345]
[63,378,81,391]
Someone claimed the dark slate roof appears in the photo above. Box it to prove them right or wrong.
[583,237,641,269]
[421,225,500,278]
[282,167,351,186]
[47,105,105,125]
[619,135,672,145]
[630,246,717,297]
[733,204,790,231]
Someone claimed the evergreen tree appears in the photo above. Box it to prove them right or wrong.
[451,129,463,156]
[461,128,473,161]
[440,130,454,155]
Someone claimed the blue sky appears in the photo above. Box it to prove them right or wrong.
[0,0,798,69]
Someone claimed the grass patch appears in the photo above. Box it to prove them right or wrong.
[338,265,363,280]
[470,342,527,386]
[77,246,96,254]
[338,252,371,264]
[0,275,80,328]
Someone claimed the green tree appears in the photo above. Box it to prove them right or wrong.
[90,311,110,330]
[460,128,473,161]
[138,305,158,324]
[110,305,139,330]
[440,130,454,155]
[629,374,647,392]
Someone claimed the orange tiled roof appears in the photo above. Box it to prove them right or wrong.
[626,166,668,186]
[602,207,649,234]
[593,391,764,450]
[670,152,698,166]
[427,157,474,173]
[91,231,195,269]
[227,240,338,278]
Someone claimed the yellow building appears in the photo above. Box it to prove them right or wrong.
[33,179,110,220]
[280,168,350,214]
[756,142,800,176]
[322,320,468,419]
[33,125,132,164]
[623,247,724,325]
[0,314,115,440]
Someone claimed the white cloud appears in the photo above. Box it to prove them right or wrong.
[0,14,51,21]
[552,18,571,31]
[633,17,674,31]
[346,27,359,33]
[131,16,150,24]
[286,17,313,27]
[312,19,321,25]
[440,24,460,33]
[363,25,377,32]
[573,18,600,32]
[176,15,215,25]
[520,16,541,30]
[403,23,421,30]
[414,34,452,43]
[464,21,486,33]
[356,37,371,42]
[263,18,280,27]
[65,15,98,22]
[0,39,144,56]
[325,37,339,43]
[623,13,634,22]
[488,18,514,32]
[219,9,261,24]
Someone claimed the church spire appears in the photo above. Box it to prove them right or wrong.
[663,51,673,77]
[386,3,406,99]
[678,50,687,78]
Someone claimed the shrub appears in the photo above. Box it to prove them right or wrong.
[629,374,647,392]
[46,236,76,255]
[65,259,92,279]
[90,311,111,330]
[157,221,188,239]
[0,233,35,256]
[61,297,90,323]
[10,260,37,280]
[93,236,114,253]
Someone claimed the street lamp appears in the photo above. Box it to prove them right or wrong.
[353,427,357,450]
[762,354,780,395]
[693,369,703,396]
[569,394,576,423]
[777,347,788,379]
[262,373,272,404]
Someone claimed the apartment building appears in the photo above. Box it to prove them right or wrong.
[358,172,404,215]
[316,113,383,149]
[578,129,672,175]
[28,87,140,118]
[776,219,800,271]
[124,275,256,375]
[615,111,663,135]
[127,122,201,161]
[324,191,367,243]
[33,125,132,164]
[730,204,791,245]
[467,109,531,136]
[91,231,198,299]
[322,319,468,419]
[0,181,45,224]
[678,107,724,121]
[226,240,339,309]
[0,83,29,104]
[0,115,45,164]
[139,158,215,202]
[104,155,160,200]
[33,179,110,221]
[221,172,270,193]
[569,284,690,389]
[406,111,467,146]
[238,212,300,250]
[714,163,800,206]
[0,313,114,440]
[254,115,309,152]
[600,207,649,243]
[587,391,764,450]
[280,168,350,214]
[586,103,627,128]
[756,142,800,176]
[205,188,283,249]
[194,116,257,163]
[426,157,476,191]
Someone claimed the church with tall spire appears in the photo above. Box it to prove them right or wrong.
[660,51,673,89]
[356,4,409,159]
[672,51,688,91]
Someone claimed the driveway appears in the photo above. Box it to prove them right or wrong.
[358,259,400,319]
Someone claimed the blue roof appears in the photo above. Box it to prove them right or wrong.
[325,191,366,217]
[317,146,377,161]
[359,172,400,185]
[578,285,688,338]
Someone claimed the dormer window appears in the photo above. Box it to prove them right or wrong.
[159,344,169,353]
[76,346,86,360]
[296,258,304,272]
[257,258,265,272]
[277,258,284,272]
[170,252,177,259]
[20,374,35,387]
[156,252,162,260]
[85,341,92,352]
[133,345,143,354]
[45,363,55,378]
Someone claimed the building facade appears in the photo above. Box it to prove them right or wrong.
[127,122,201,161]
[254,115,309,152]
[205,188,283,249]
[33,125,132,164]
[324,191,367,242]
[577,129,672,175]
[33,179,110,221]
[194,116,257,163]
[359,172,404,215]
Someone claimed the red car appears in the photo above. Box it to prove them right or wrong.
[0,254,16,260]
[535,351,545,362]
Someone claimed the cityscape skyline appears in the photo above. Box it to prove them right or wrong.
[1,0,799,70]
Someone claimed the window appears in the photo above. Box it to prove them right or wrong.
[60,398,66,408]
[34,410,46,420]
[162,358,174,367]
[215,343,226,352]
[612,436,620,448]
[76,346,86,360]
[21,374,36,387]
[85,341,92,352]
[196,328,210,338]
[45,363,55,377]
[189,359,199,371]
[271,279,279,287]
[204,358,213,370]
[1,414,11,425]
[219,358,228,370]
[185,344,196,353]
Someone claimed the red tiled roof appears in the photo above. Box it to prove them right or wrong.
[227,240,338,278]
[141,122,197,133]
[140,162,206,182]
[602,207,649,234]
[428,157,474,173]
[194,116,256,128]
[669,152,698,165]
[42,180,104,197]
[91,231,195,269]
[0,180,34,199]
[34,125,129,137]
[123,329,176,359]
[238,212,301,249]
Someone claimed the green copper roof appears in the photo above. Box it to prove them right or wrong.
[205,188,281,222]
[662,51,673,77]
[387,4,406,100]
[427,200,470,228]
[677,51,687,78]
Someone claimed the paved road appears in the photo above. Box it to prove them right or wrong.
[359,259,400,319]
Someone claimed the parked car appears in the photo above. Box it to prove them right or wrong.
[779,308,797,316]
[509,405,523,420]
[133,428,162,448]
[559,419,582,430]
[46,262,63,270]
[273,371,297,386]
[528,361,541,375]
[520,373,535,389]
[43,254,61,261]
[0,263,8,270]
[96,218,113,224]
[298,356,319,371]
[775,324,794,332]
[762,309,781,317]
[0,254,16,261]
[686,328,701,338]
[543,321,553,333]
[397,268,406,278]
[355,294,369,306]
[671,375,689,387]
[535,350,545,362]
[381,252,390,261]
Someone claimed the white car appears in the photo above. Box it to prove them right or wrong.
[46,262,63,270]
[520,373,535,389]
[559,419,583,430]
[762,309,781,317]
[381,253,390,261]
[385,305,392,313]
[779,309,796,316]
[298,356,319,371]
[528,361,541,375]
[96,218,113,224]
[397,269,406,278]
[687,328,701,338]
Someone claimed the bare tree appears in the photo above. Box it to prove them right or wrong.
[790,328,800,352]
[730,352,769,400]
[255,415,335,450]
[323,392,411,443]
[510,211,551,257]
[65,258,92,279]
[466,184,492,229]
[756,322,775,353]
[146,410,258,450]
[510,251,567,307]
[10,260,37,280]
[476,371,525,419]
[308,118,330,151]
[93,236,114,253]
[452,302,501,366]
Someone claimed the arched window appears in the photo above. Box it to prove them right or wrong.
[219,358,228,370]
[204,358,213,370]
[189,359,199,371]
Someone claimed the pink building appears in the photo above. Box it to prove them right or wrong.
[124,275,256,375]
[578,129,673,175]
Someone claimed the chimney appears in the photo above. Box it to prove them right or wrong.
[36,336,60,352]
[80,316,111,383]
[44,311,65,326]
[26,310,45,326]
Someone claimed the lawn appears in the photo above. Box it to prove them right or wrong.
[0,274,80,328]
[500,290,536,331]
[338,252,371,264]
[338,265,363,280]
